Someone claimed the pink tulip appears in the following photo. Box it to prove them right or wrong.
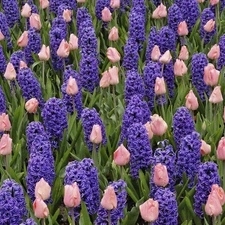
[113,144,130,166]
[139,199,159,222]
[217,137,225,160]
[179,46,189,60]
[90,124,103,144]
[69,34,78,50]
[4,63,17,80]
[210,0,220,5]
[211,184,225,205]
[185,90,199,110]
[77,0,86,2]
[154,77,166,95]
[209,86,223,104]
[101,186,117,210]
[33,198,49,218]
[35,178,51,201]
[57,39,70,58]
[151,45,161,61]
[0,30,5,41]
[144,122,154,139]
[108,66,119,85]
[204,19,215,32]
[21,3,32,18]
[20,61,27,69]
[38,45,50,61]
[159,50,172,64]
[0,134,12,156]
[63,9,72,23]
[153,163,169,187]
[0,113,11,132]
[30,13,42,30]
[102,7,112,22]
[152,3,167,19]
[66,76,79,95]
[100,71,111,88]
[106,47,120,63]
[200,140,211,156]
[174,59,188,76]
[39,0,49,9]
[204,63,220,87]
[64,182,81,208]
[208,44,220,60]
[108,27,119,41]
[110,0,120,9]
[178,21,189,36]
[205,191,223,216]
[17,31,28,48]
[197,0,205,2]
[150,114,168,136]
[25,98,39,113]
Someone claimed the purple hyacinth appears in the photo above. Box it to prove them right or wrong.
[127,122,152,178]
[176,131,201,188]
[194,162,220,218]
[24,28,42,65]
[0,45,6,74]
[218,34,225,70]
[146,27,160,63]
[10,50,26,75]
[20,218,38,225]
[158,26,176,54]
[2,0,20,28]
[151,0,160,6]
[49,0,76,14]
[143,61,162,111]
[152,188,178,225]
[150,141,176,197]
[95,0,113,21]
[200,8,216,44]
[124,69,145,105]
[172,107,195,148]
[0,179,27,225]
[122,37,139,71]
[0,12,12,49]
[64,158,100,219]
[81,108,107,151]
[61,67,83,119]
[191,53,210,101]
[95,180,127,225]
[120,95,150,144]
[0,85,6,114]
[52,16,67,36]
[132,0,146,14]
[41,97,68,148]
[17,68,44,108]
[26,122,46,154]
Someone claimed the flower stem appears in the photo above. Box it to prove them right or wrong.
[4,155,8,171]
[41,219,46,225]
[120,166,123,180]
[160,95,165,120]
[161,63,164,76]
[212,216,217,225]
[112,85,117,120]
[72,95,76,113]
[42,61,45,88]
[92,143,98,167]
[70,208,75,225]
[108,210,111,225]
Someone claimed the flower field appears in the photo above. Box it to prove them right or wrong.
[1,0,225,224]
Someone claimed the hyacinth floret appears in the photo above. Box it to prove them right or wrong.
[0,45,7,74]
[218,34,225,70]
[20,218,38,225]
[10,50,26,74]
[49,0,76,14]
[52,16,67,35]
[0,12,12,49]
[0,85,6,114]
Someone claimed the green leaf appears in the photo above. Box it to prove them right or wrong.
[79,201,92,225]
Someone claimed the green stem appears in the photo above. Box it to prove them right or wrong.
[4,155,8,171]
[120,166,123,180]
[92,143,98,167]
[108,210,111,225]
[161,63,164,76]
[72,95,75,113]
[42,61,45,88]
[212,216,217,225]
[74,51,78,69]
[160,95,166,120]
[112,85,117,120]
[70,208,75,225]
[42,219,46,225]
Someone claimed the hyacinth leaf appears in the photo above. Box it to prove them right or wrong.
[79,201,92,225]
[55,147,71,174]
[138,170,150,200]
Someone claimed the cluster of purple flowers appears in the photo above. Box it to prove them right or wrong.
[0,85,6,114]
[10,50,26,74]
[20,218,37,225]
[217,34,225,70]
[49,0,76,14]
[0,12,12,49]
[0,46,6,74]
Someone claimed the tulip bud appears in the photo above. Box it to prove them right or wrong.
[210,0,220,5]
[0,113,11,132]
[179,46,189,60]
[139,199,159,222]
[0,134,12,156]
[38,45,50,61]
[185,90,199,110]
[4,62,17,80]
[211,184,225,205]
[217,137,225,160]
[39,0,49,9]
[63,9,72,23]
[200,140,211,156]
[150,114,168,136]
[100,71,111,88]
[151,45,161,61]
[204,19,215,32]
[0,31,5,41]
[113,144,130,166]
[209,86,223,104]
[110,0,120,9]
[35,178,51,200]
[154,77,166,95]
[174,59,188,76]
[30,13,42,30]
[108,66,119,85]
[205,191,222,216]
[20,61,27,69]
[57,39,70,58]
[108,27,119,41]
[66,76,79,95]
[106,47,120,63]
[204,64,220,87]
[102,7,112,22]
[144,122,154,139]
[178,21,189,36]
[69,34,78,50]
[21,3,32,18]
[153,163,169,187]
[64,182,81,208]
[25,98,39,113]
[159,50,172,64]
[101,186,117,210]
[152,3,167,19]
[208,44,220,60]
[90,124,103,144]
[33,198,49,218]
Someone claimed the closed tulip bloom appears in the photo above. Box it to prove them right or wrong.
[63,9,72,23]
[197,0,205,2]
[33,198,49,218]
[153,163,169,187]
[113,144,130,166]
[154,77,166,95]
[150,114,168,136]
[151,45,161,61]
[152,3,167,19]
[35,178,51,200]
[38,45,50,61]
[77,0,86,2]
[211,184,225,205]
[185,90,199,110]
[4,62,17,80]
[57,39,70,58]
[25,98,39,113]
[21,3,31,18]
[208,44,220,60]
[102,7,112,22]
[39,0,49,9]
[204,64,220,86]
[178,21,189,36]
[174,59,188,76]
[69,34,78,50]
[101,186,117,210]
[30,13,42,30]
[217,137,225,160]
[0,134,12,155]
[20,61,27,69]
[205,191,222,216]
[110,0,120,9]
[144,122,154,139]
[107,47,120,63]
[139,199,159,222]
[66,76,79,95]
[109,66,119,85]
[209,86,223,104]
[204,19,215,32]
[210,0,220,5]
[0,31,5,41]
[179,46,189,60]
[100,71,110,88]
[90,124,103,144]
[108,27,119,41]
[0,113,11,132]
[17,31,28,47]
[200,140,211,156]
[64,182,81,208]
[159,50,172,64]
